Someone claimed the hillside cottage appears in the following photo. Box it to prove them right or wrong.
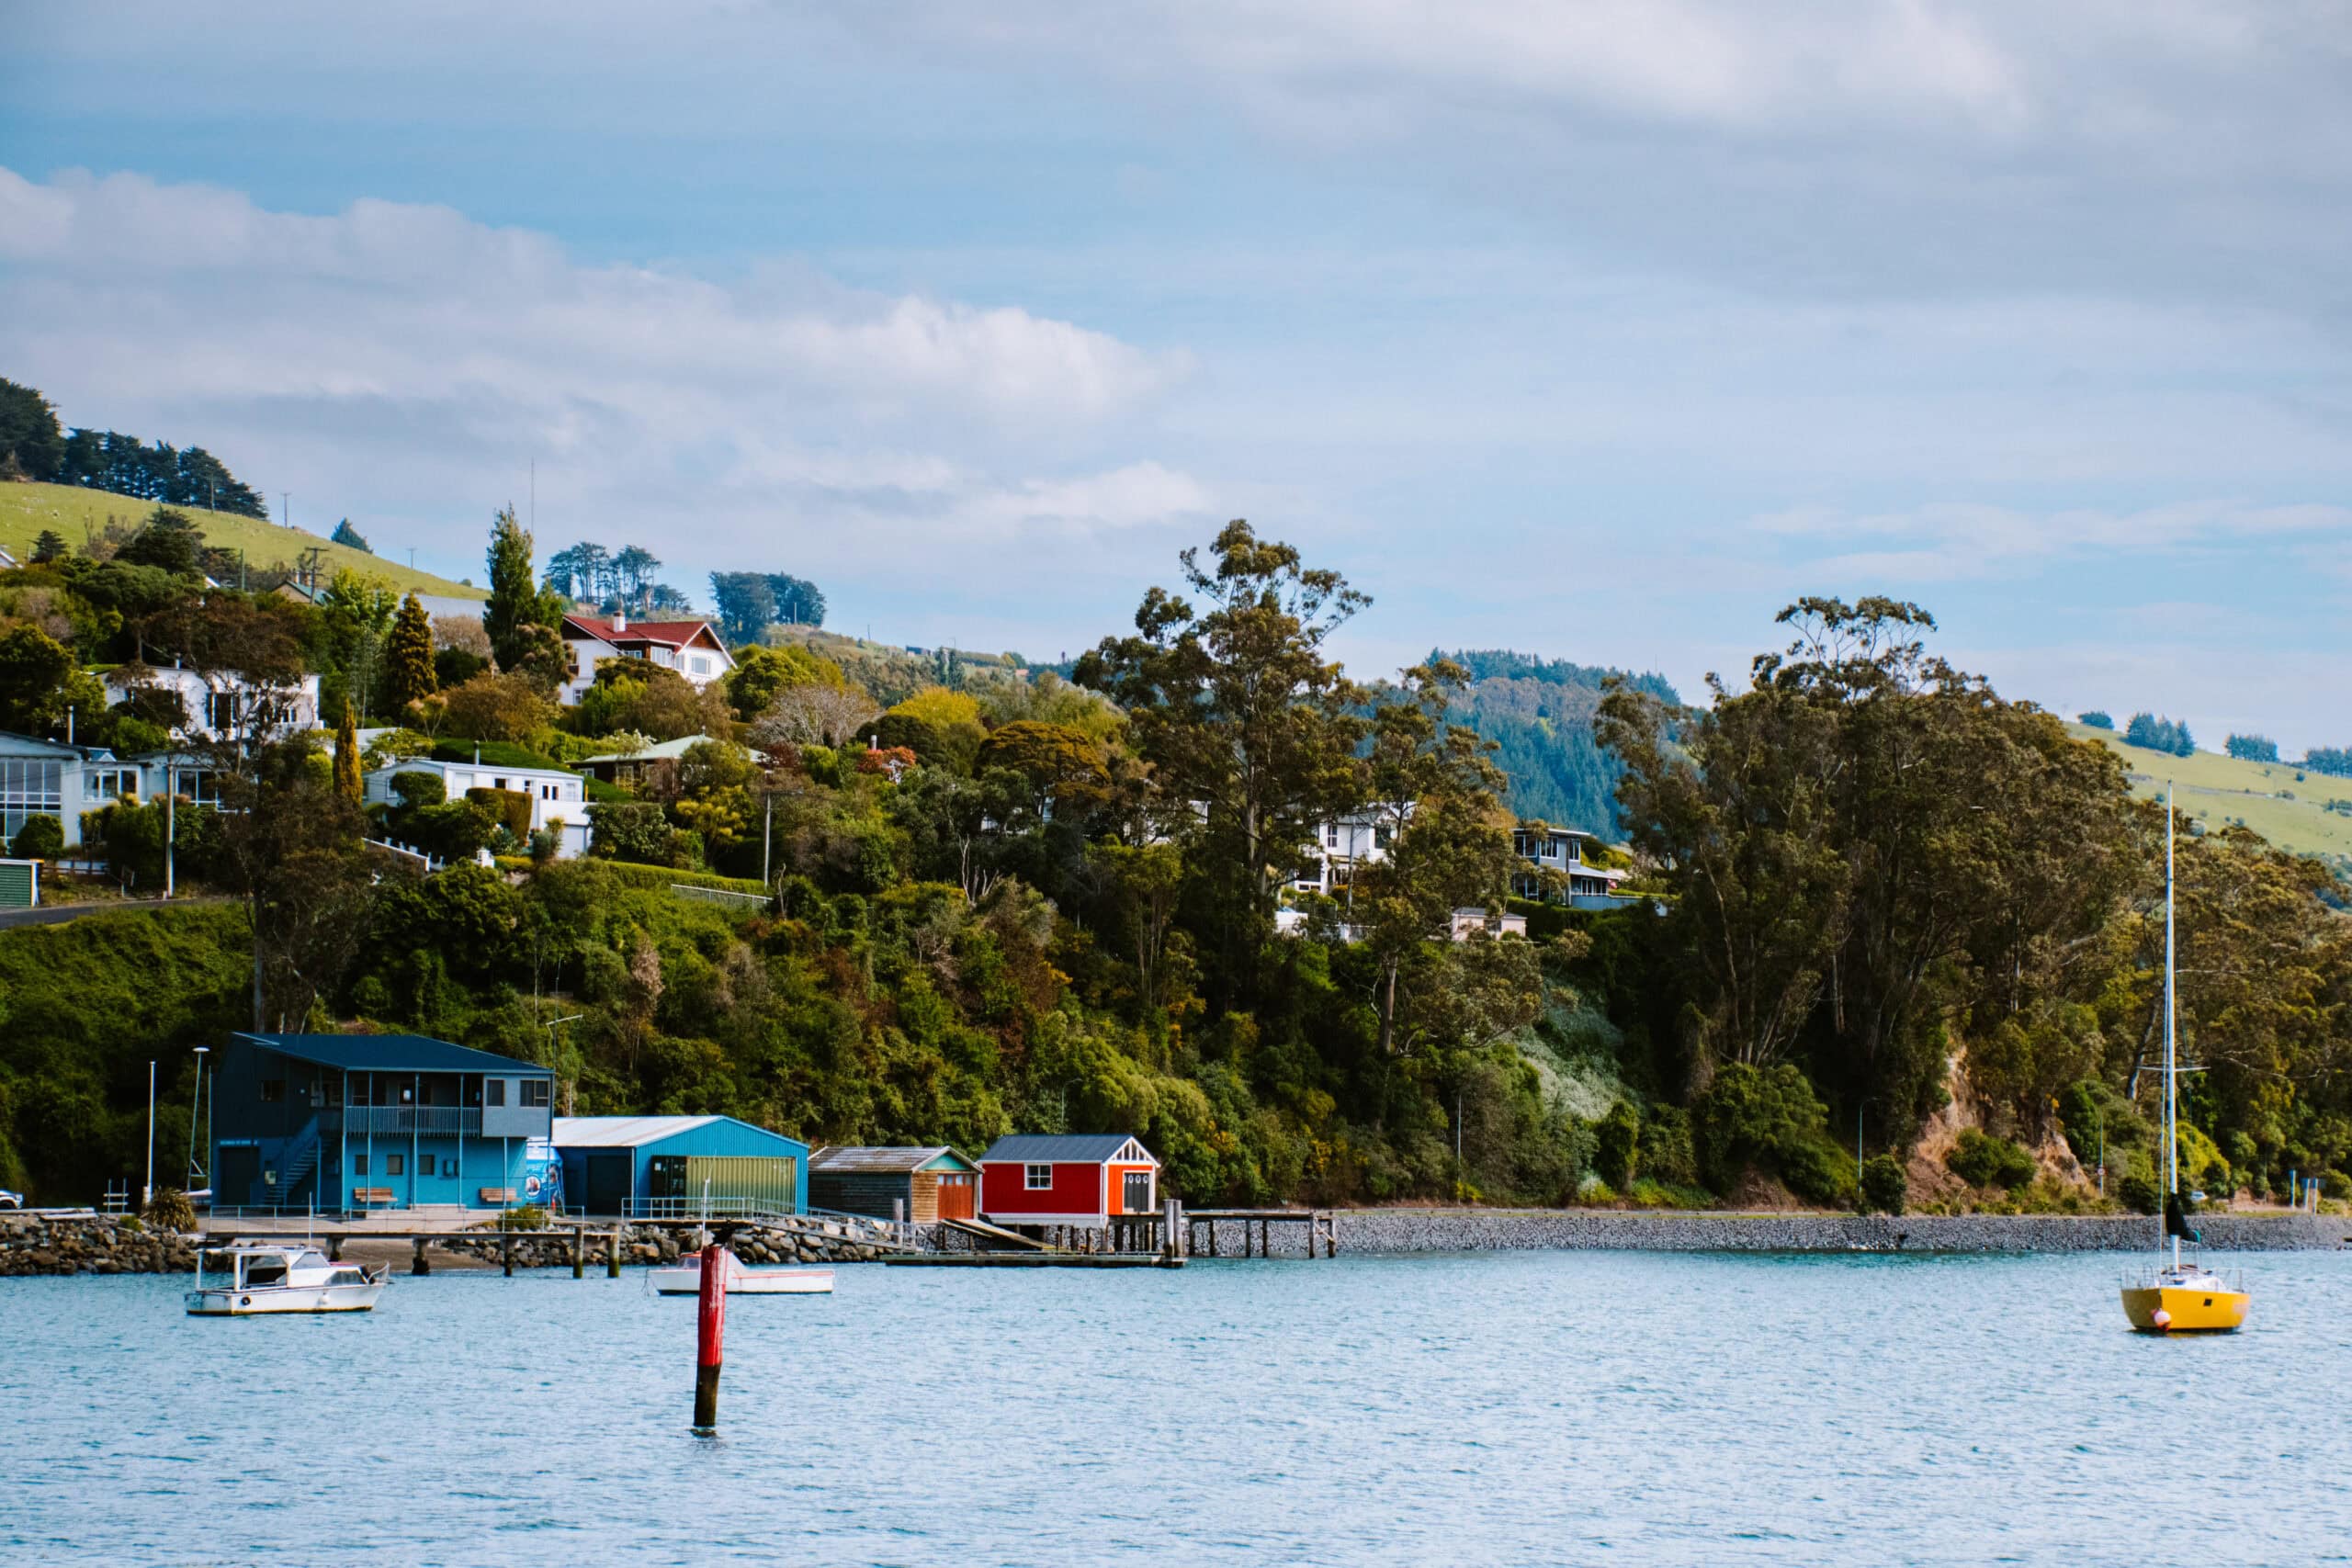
[558,613,735,706]
[364,755,590,858]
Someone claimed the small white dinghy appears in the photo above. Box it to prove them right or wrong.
[187,1244,387,1315]
[650,1249,834,1296]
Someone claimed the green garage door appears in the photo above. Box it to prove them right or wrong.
[0,860,35,910]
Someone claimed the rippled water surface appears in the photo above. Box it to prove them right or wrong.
[6,1248,2350,1565]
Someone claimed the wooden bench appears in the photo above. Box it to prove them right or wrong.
[478,1187,517,1205]
[351,1187,395,1206]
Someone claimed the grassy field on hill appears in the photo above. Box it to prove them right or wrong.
[2066,721,2352,871]
[0,481,481,600]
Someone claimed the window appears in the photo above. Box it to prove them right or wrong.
[441,1156,458,1178]
[0,758,62,843]
[1024,1163,1053,1190]
[205,689,241,733]
[485,1078,506,1108]
[386,1154,404,1177]
[354,1154,368,1177]
[1373,825,1392,849]
[258,1078,284,1104]
[521,1079,551,1109]
[1325,826,1339,848]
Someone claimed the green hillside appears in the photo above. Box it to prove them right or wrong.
[2066,721,2352,873]
[0,480,481,601]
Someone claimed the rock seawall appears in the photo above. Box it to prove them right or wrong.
[0,1213,200,1275]
[1210,1208,2348,1258]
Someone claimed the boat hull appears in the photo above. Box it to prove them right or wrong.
[2120,1284,2249,1333]
[650,1263,834,1296]
[185,1282,386,1315]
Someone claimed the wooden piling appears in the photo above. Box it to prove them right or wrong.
[502,1234,514,1277]
[693,1243,729,1432]
[607,1228,622,1278]
[411,1238,431,1276]
[572,1227,584,1280]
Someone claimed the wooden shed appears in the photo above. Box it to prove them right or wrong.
[808,1146,978,1223]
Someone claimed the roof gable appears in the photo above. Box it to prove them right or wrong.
[810,1145,978,1173]
[978,1134,1154,1167]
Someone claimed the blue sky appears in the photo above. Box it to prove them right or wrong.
[4,2,2348,750]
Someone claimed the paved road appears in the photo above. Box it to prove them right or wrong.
[0,895,233,931]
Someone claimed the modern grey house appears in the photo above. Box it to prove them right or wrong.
[0,730,140,848]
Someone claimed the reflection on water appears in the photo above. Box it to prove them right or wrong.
[6,1248,2350,1564]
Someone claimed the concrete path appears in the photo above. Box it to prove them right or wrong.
[0,895,233,930]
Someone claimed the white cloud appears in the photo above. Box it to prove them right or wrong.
[0,166,1209,607]
[1753,499,2352,582]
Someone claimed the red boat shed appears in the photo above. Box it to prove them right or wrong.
[978,1134,1159,1225]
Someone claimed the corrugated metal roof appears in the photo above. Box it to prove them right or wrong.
[237,1032,550,1075]
[551,1115,722,1148]
[978,1134,1146,1164]
[809,1145,976,1173]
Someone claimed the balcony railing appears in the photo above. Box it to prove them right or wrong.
[339,1106,482,1136]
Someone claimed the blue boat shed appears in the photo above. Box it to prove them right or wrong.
[209,1032,558,1213]
[553,1116,808,1219]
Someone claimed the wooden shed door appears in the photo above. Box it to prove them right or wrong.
[1123,1169,1154,1214]
[935,1174,976,1221]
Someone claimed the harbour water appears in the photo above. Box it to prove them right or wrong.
[6,1248,2349,1565]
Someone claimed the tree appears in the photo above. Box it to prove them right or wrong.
[544,541,612,604]
[386,592,438,713]
[766,573,825,627]
[319,570,399,718]
[0,626,80,735]
[749,682,880,751]
[334,703,363,805]
[2078,710,2113,730]
[484,505,559,671]
[611,547,662,612]
[976,721,1111,817]
[2225,733,2279,762]
[0,378,66,481]
[1078,520,1370,1006]
[8,814,63,862]
[725,644,842,721]
[1088,840,1186,1012]
[2123,712,2195,757]
[210,739,378,1031]
[708,571,777,646]
[1352,660,1519,1056]
[441,671,554,742]
[114,508,204,576]
[29,530,68,565]
[330,519,372,553]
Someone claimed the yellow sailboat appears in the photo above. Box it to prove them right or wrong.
[2120,784,2250,1334]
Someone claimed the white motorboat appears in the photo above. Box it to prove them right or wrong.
[650,1250,834,1296]
[186,1244,387,1315]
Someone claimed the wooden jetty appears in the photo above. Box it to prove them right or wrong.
[1185,1209,1338,1258]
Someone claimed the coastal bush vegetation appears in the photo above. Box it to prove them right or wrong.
[1,507,2348,1217]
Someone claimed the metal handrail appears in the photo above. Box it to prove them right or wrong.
[341,1106,481,1135]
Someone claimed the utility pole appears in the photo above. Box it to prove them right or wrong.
[281,492,289,529]
[763,790,775,886]
[164,759,175,898]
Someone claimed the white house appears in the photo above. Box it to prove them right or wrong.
[1511,825,1632,907]
[1293,811,1396,897]
[364,756,591,859]
[558,614,734,706]
[103,662,321,741]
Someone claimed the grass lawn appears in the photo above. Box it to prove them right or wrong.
[0,480,481,601]
[2066,722,2352,870]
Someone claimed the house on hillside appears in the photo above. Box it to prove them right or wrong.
[808,1145,980,1224]
[103,661,321,741]
[0,731,138,850]
[207,1032,557,1213]
[572,734,743,789]
[363,754,590,858]
[558,613,734,706]
[1510,824,1631,908]
[1292,810,1396,898]
[978,1134,1159,1228]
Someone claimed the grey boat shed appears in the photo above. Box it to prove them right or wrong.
[808,1145,978,1224]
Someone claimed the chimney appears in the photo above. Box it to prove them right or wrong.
[613,609,627,634]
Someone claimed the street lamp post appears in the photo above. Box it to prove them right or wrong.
[544,1014,584,1116]
[143,1060,156,1209]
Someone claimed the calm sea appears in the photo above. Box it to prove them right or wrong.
[4,1248,2347,1565]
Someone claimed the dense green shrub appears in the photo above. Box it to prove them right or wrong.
[1638,1105,1698,1187]
[2117,1171,2159,1214]
[1779,1134,1857,1206]
[1695,1062,1829,1193]
[1947,1128,2038,1189]
[1594,1101,1639,1190]
[8,813,63,861]
[1860,1154,1907,1214]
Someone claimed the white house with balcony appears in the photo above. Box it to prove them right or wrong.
[558,613,735,706]
[103,662,321,741]
[1512,824,1633,908]
[364,755,591,858]
[1293,810,1398,897]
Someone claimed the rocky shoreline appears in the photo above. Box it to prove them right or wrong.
[5,1206,2343,1278]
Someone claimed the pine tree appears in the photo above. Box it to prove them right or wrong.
[483,504,556,671]
[386,592,438,713]
[334,702,364,805]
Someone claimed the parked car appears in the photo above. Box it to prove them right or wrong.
[0,1189,22,1210]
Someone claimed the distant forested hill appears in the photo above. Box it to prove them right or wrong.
[1437,649,1681,838]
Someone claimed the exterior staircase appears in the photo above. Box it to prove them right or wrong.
[265,1125,321,1209]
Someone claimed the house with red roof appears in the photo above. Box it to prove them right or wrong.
[558,611,736,706]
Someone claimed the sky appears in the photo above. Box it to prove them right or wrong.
[3,1,2349,751]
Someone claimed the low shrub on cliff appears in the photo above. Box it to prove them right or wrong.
[1947,1129,2037,1190]
[1860,1154,1906,1214]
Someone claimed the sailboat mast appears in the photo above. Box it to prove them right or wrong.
[2165,782,2179,1272]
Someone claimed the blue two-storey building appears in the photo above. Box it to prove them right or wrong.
[209,1032,559,1213]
